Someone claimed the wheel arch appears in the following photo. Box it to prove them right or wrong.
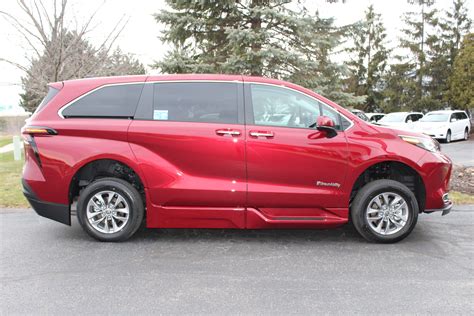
[349,160,426,212]
[68,157,146,205]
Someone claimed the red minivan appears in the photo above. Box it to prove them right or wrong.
[22,74,453,243]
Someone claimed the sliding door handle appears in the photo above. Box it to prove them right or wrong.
[249,131,274,138]
[216,129,241,136]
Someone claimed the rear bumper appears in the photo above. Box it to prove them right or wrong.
[22,179,70,225]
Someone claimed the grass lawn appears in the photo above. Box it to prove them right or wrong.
[0,151,28,207]
[0,135,13,148]
[0,149,472,208]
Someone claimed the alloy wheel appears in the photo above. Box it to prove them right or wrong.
[86,190,130,234]
[366,192,409,235]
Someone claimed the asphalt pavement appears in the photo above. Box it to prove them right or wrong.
[440,138,474,166]
[1,206,473,315]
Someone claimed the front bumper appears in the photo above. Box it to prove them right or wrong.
[22,179,70,225]
[425,193,453,216]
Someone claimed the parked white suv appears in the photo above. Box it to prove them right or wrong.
[377,112,424,130]
[416,110,471,143]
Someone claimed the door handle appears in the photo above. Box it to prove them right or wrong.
[249,131,274,138]
[216,129,241,137]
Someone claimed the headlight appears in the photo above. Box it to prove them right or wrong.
[399,135,440,152]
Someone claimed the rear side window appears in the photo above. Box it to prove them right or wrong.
[35,86,59,113]
[153,82,238,124]
[62,84,144,118]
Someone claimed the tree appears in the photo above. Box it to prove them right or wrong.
[440,0,472,106]
[1,0,145,112]
[153,0,363,106]
[447,33,474,111]
[399,0,438,103]
[346,5,389,112]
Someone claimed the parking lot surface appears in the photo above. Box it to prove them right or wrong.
[441,138,474,166]
[1,206,473,315]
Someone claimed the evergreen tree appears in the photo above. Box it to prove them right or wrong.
[440,0,472,106]
[346,5,389,112]
[399,0,438,104]
[153,0,363,106]
[447,33,474,111]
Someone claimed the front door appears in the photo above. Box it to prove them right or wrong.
[128,81,246,228]
[244,83,350,224]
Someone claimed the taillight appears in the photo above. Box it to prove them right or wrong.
[21,126,58,135]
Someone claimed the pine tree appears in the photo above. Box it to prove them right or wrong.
[399,0,438,104]
[440,0,472,106]
[447,33,474,111]
[346,5,389,112]
[153,0,363,106]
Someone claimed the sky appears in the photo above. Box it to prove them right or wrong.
[0,0,472,111]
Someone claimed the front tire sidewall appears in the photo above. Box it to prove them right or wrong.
[77,178,144,242]
[352,180,418,243]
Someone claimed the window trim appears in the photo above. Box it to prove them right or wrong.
[57,82,145,119]
[244,82,353,131]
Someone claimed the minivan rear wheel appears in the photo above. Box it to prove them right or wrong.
[351,179,418,243]
[77,177,144,242]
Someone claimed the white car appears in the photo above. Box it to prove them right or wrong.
[366,113,385,123]
[416,110,471,142]
[377,112,424,131]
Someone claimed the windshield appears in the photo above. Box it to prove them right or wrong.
[379,113,406,123]
[420,113,449,122]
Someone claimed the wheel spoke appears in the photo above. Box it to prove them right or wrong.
[367,207,380,215]
[113,214,127,222]
[113,195,124,208]
[390,196,402,207]
[91,216,105,224]
[375,219,384,233]
[111,217,118,231]
[103,218,109,232]
[384,218,391,234]
[88,210,102,219]
[95,194,106,206]
[107,192,116,205]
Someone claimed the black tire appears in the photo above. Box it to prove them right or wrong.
[464,128,469,140]
[445,130,451,143]
[77,177,144,242]
[351,179,418,243]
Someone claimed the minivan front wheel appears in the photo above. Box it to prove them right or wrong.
[445,130,451,143]
[351,179,418,243]
[77,177,144,242]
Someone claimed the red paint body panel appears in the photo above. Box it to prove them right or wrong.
[22,74,453,230]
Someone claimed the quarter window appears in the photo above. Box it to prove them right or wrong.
[62,84,143,118]
[153,82,238,124]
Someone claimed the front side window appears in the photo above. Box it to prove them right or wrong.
[251,84,331,129]
[153,82,238,124]
[62,84,143,118]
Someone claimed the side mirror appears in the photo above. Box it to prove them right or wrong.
[316,116,338,138]
[450,118,457,122]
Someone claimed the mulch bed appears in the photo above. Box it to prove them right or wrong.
[450,166,474,195]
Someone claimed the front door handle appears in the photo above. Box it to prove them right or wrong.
[249,131,274,138]
[216,129,241,137]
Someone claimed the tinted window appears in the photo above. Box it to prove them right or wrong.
[36,86,59,114]
[152,82,238,124]
[62,84,143,118]
[457,112,468,120]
